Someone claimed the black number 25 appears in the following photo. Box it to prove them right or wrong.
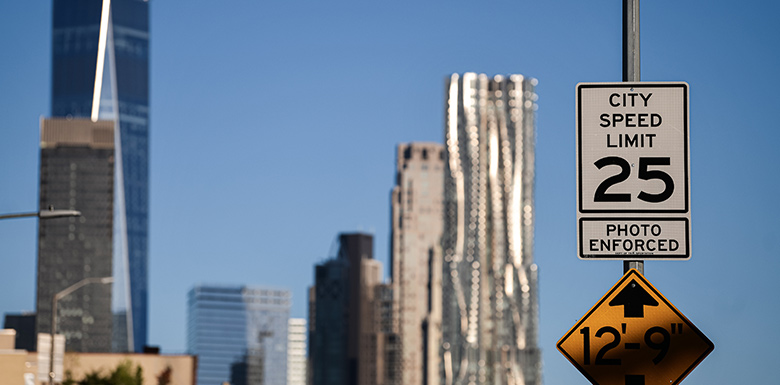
[594,157,674,203]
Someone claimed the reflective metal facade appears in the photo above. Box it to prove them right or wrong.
[441,73,541,385]
[50,0,149,352]
[187,285,290,385]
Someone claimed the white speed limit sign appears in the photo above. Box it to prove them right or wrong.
[576,82,690,260]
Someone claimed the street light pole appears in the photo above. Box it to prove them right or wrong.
[49,276,113,385]
[0,205,84,384]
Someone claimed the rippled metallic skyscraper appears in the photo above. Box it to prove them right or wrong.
[441,73,541,385]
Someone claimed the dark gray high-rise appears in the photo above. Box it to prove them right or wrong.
[36,118,115,353]
[3,313,37,352]
[46,0,150,352]
[310,233,384,385]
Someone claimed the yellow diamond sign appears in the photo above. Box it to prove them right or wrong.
[557,269,713,385]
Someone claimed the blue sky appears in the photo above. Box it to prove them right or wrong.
[1,0,779,383]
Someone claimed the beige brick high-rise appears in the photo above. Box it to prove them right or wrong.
[390,143,445,385]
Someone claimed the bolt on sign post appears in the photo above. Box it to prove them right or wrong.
[576,82,690,260]
[557,269,713,385]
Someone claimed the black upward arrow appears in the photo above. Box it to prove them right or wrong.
[609,279,658,318]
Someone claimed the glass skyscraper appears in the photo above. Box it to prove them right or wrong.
[48,0,150,352]
[441,73,542,385]
[187,285,291,385]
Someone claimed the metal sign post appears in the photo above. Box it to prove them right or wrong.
[623,0,642,275]
[577,2,692,263]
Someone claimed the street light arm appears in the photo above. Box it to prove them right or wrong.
[0,207,81,220]
[39,209,82,219]
[0,212,39,220]
[54,277,114,302]
[49,276,112,385]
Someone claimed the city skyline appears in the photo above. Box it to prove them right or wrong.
[1,1,779,384]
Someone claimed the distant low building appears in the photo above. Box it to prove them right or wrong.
[187,285,291,385]
[287,318,307,385]
[0,329,195,384]
[3,313,37,352]
[0,329,36,384]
